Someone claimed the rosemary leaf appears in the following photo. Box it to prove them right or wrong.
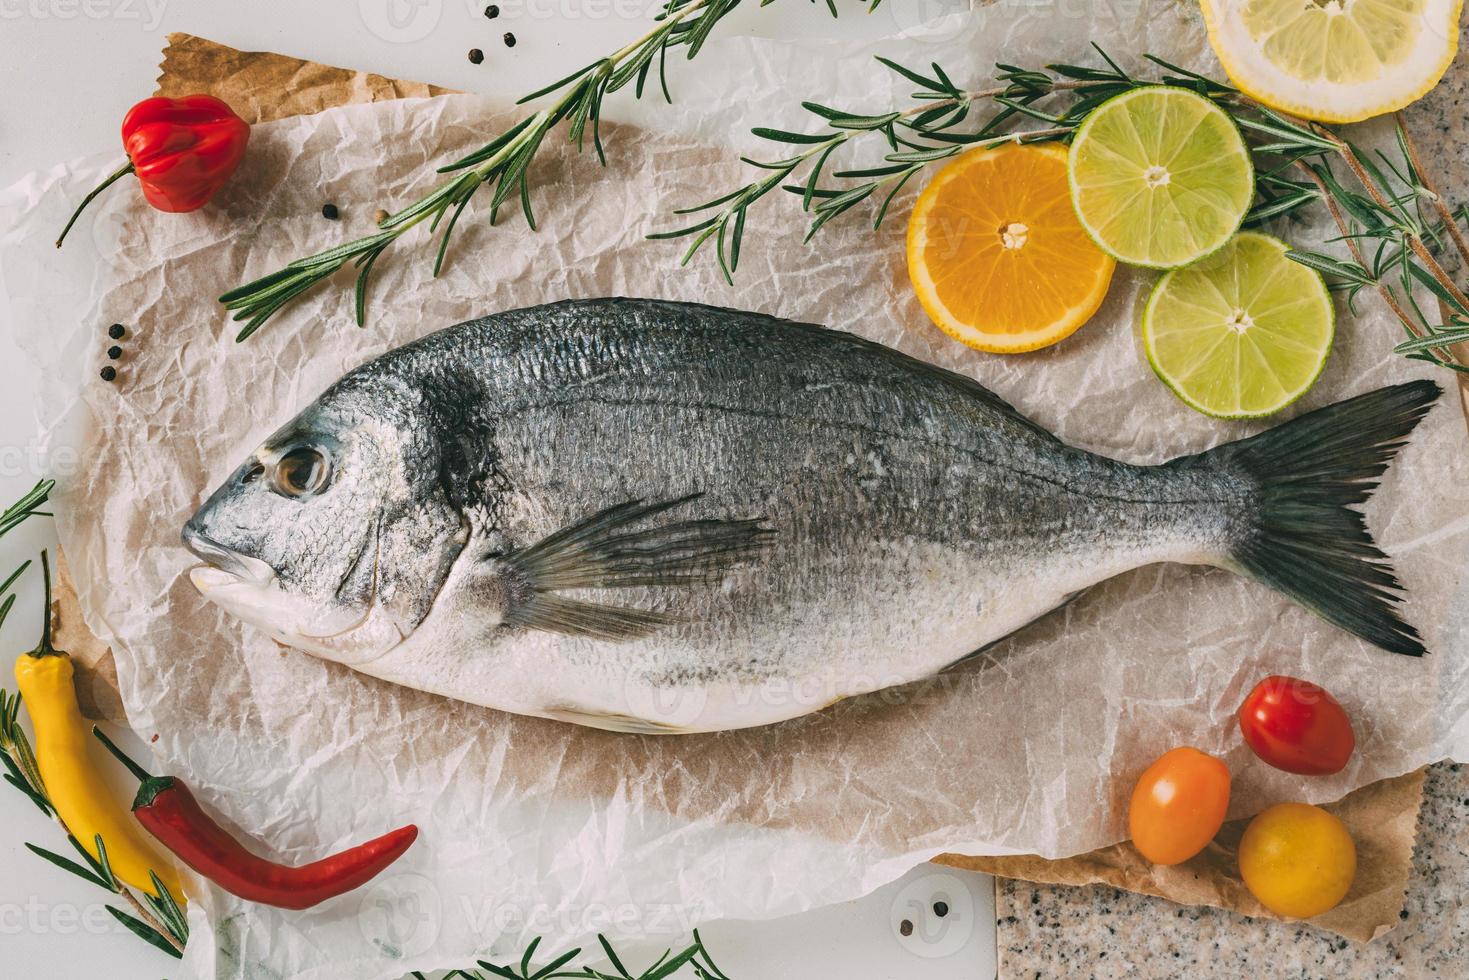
[106,906,183,960]
[0,480,54,539]
[831,163,909,179]
[752,127,840,144]
[5,771,50,816]
[520,935,543,974]
[1244,190,1318,226]
[646,215,721,240]
[1406,259,1469,316]
[874,55,945,92]
[147,871,190,942]
[599,934,633,977]
[528,945,581,978]
[1285,249,1375,284]
[1394,328,1469,354]
[26,842,112,889]
[644,946,702,980]
[0,559,32,599]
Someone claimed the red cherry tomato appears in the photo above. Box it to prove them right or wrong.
[1238,675,1355,775]
[1128,747,1231,865]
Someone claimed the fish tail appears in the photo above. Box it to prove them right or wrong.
[1176,380,1441,657]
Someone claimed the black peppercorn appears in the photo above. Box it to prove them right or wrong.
[468,48,484,64]
[321,203,339,220]
[483,4,499,17]
[933,901,949,918]
[898,919,913,937]
[107,323,126,340]
[107,345,122,360]
[100,366,117,382]
[503,32,516,47]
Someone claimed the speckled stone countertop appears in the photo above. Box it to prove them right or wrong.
[996,761,1467,975]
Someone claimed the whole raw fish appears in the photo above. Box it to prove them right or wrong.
[183,299,1435,733]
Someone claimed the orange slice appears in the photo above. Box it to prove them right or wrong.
[906,142,1116,353]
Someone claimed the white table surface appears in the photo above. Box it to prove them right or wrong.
[0,1,997,976]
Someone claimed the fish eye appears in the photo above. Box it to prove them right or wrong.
[272,447,331,499]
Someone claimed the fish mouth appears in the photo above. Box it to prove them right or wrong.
[183,520,404,666]
[181,522,275,586]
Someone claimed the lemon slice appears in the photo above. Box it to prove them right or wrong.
[1142,231,1334,418]
[1068,88,1254,270]
[1201,0,1462,123]
[907,142,1116,353]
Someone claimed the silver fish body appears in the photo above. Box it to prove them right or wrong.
[184,299,1434,733]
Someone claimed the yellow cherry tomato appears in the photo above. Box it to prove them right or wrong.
[1127,747,1231,865]
[1239,803,1356,918]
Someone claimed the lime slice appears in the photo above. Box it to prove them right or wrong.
[1201,0,1461,124]
[1142,232,1334,418]
[1068,88,1254,269]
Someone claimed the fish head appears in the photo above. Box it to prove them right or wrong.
[183,378,467,666]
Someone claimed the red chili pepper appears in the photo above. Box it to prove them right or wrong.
[94,728,417,911]
[56,95,250,248]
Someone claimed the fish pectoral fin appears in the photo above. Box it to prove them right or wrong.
[506,594,676,641]
[508,493,775,590]
[542,705,693,735]
[499,494,774,641]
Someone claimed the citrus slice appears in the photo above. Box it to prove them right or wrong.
[1068,87,1254,270]
[1201,0,1462,124]
[906,142,1116,353]
[1142,231,1334,418]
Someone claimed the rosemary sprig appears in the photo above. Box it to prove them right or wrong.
[0,477,53,539]
[653,49,1222,282]
[423,929,731,980]
[220,0,863,342]
[659,47,1469,372]
[0,479,51,672]
[0,484,189,959]
[1,481,57,815]
[1282,118,1469,370]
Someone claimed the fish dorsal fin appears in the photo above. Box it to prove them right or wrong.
[500,494,774,641]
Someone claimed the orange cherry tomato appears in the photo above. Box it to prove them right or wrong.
[1238,675,1355,775]
[1128,747,1231,865]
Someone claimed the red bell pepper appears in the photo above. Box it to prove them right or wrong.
[56,95,250,248]
[94,727,418,911]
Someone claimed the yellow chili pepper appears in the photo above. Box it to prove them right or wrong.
[13,558,182,901]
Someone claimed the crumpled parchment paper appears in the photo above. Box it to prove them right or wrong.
[1,2,1466,977]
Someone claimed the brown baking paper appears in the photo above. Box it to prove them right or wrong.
[3,5,1466,977]
[938,768,1427,944]
[155,32,453,123]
